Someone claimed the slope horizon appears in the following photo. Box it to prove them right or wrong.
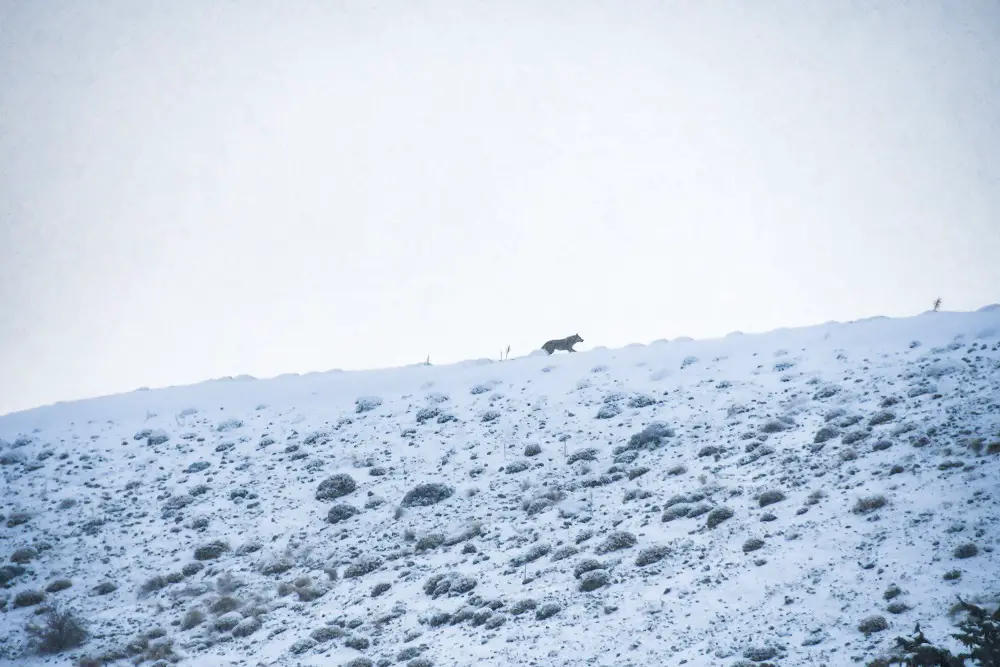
[1,302,999,667]
[5,301,996,421]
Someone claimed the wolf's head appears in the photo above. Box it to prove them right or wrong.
[571,334,584,344]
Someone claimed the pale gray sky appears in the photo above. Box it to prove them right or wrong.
[1,1,998,416]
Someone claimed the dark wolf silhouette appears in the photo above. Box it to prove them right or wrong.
[542,334,583,354]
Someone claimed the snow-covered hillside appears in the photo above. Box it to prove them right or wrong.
[2,307,1000,667]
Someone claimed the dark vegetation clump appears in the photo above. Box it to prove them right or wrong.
[315,474,357,501]
[706,506,735,529]
[401,483,454,507]
[853,495,887,515]
[866,598,1000,666]
[25,607,88,654]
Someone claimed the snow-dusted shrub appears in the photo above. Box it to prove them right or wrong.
[401,482,454,507]
[147,429,169,446]
[163,495,194,511]
[624,422,675,451]
[743,646,778,661]
[469,383,493,395]
[216,418,243,432]
[209,596,242,614]
[415,533,445,553]
[415,407,440,423]
[24,606,88,654]
[509,599,538,615]
[566,448,598,465]
[343,557,382,579]
[355,396,382,413]
[470,609,494,627]
[627,466,650,480]
[595,403,621,419]
[688,503,713,518]
[665,491,706,508]
[623,488,653,503]
[813,385,840,400]
[842,430,870,445]
[908,384,935,398]
[303,430,331,445]
[311,626,348,643]
[11,547,37,564]
[953,543,979,559]
[91,582,116,596]
[480,409,501,422]
[505,460,530,474]
[627,394,656,409]
[232,617,260,637]
[45,579,72,593]
[869,410,896,426]
[838,414,863,428]
[214,612,242,631]
[757,490,786,507]
[289,638,316,655]
[443,522,482,546]
[886,601,911,615]
[316,474,357,501]
[510,543,551,567]
[13,589,45,608]
[326,504,359,524]
[925,361,961,378]
[742,538,765,553]
[423,572,476,598]
[0,450,24,466]
[193,540,229,561]
[180,609,204,630]
[578,569,610,592]
[344,635,370,650]
[853,495,887,514]
[824,408,847,422]
[139,575,168,597]
[535,602,562,620]
[550,546,578,562]
[706,506,734,529]
[661,504,691,522]
[370,582,391,597]
[759,419,792,433]
[613,450,640,464]
[594,531,636,555]
[523,497,555,516]
[580,474,613,488]
[524,443,542,457]
[814,425,840,444]
[858,615,889,634]
[635,545,670,567]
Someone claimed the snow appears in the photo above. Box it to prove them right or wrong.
[2,308,1000,666]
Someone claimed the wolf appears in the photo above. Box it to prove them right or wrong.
[542,334,583,355]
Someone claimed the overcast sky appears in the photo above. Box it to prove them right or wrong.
[1,1,998,416]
